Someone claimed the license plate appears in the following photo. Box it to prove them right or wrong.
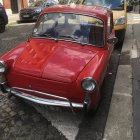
[23,15,30,18]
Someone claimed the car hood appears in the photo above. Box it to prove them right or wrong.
[14,39,97,83]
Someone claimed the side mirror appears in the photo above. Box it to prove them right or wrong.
[107,37,118,44]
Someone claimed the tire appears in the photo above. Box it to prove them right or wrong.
[83,100,99,116]
[0,17,6,33]
[115,29,126,44]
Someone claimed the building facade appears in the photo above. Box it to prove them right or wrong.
[1,0,37,14]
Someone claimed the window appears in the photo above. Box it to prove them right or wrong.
[33,13,104,47]
[69,0,124,10]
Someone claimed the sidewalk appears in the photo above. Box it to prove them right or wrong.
[7,13,19,24]
[131,11,140,140]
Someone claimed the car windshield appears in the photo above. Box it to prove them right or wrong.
[68,0,124,10]
[30,0,59,7]
[32,13,104,47]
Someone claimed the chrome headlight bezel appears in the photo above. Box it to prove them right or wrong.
[81,77,96,93]
[114,16,126,25]
[35,8,42,13]
[0,61,7,73]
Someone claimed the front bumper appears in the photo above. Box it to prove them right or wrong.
[1,84,83,111]
[114,23,126,31]
[19,13,39,21]
[0,74,92,112]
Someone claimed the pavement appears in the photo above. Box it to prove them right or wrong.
[8,13,19,24]
[1,8,140,140]
[130,7,140,140]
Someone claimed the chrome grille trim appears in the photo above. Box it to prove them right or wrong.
[10,87,83,109]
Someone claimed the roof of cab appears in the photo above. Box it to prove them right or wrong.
[42,4,112,21]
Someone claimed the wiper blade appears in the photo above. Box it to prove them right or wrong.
[112,5,123,10]
[112,7,123,10]
[32,33,59,41]
[59,35,78,41]
[39,33,52,38]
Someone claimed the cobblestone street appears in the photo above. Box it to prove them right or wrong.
[0,93,67,140]
[0,23,66,140]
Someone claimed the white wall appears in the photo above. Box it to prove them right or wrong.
[17,0,22,11]
[0,0,3,5]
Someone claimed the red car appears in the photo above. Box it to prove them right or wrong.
[0,5,117,112]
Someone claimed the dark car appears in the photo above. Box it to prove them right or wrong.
[0,3,8,33]
[19,0,59,22]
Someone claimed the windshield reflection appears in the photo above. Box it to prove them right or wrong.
[68,0,124,10]
[32,13,104,47]
[30,1,44,7]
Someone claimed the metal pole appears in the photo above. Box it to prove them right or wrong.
[139,0,140,13]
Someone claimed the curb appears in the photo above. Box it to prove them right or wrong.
[8,13,19,25]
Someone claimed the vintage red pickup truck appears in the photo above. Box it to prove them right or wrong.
[0,4,117,112]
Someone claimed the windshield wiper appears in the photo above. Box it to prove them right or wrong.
[112,5,124,10]
[112,7,123,10]
[39,33,53,38]
[59,35,89,46]
[32,33,59,41]
[59,35,78,42]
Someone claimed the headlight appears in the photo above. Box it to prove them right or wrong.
[35,9,42,13]
[0,61,7,73]
[81,77,96,92]
[114,16,126,25]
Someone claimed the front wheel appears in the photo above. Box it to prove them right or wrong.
[0,17,6,33]
[83,98,100,116]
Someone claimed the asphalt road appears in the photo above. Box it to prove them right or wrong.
[0,21,122,140]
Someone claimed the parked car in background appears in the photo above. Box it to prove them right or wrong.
[68,0,133,43]
[19,0,59,22]
[0,5,117,113]
[0,3,8,33]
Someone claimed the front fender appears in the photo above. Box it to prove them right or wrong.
[0,41,27,70]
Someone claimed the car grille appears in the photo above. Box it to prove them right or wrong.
[20,10,35,15]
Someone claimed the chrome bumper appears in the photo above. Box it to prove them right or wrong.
[0,84,83,112]
[12,87,83,108]
[0,72,92,112]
